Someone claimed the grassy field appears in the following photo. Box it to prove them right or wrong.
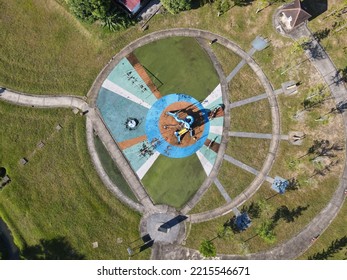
[230,99,272,133]
[217,160,256,200]
[0,102,147,259]
[1,0,346,260]
[188,184,227,214]
[134,36,220,101]
[228,64,265,102]
[226,137,271,170]
[142,154,206,209]
[94,136,138,202]
[299,201,347,260]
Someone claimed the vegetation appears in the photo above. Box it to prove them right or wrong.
[142,155,206,209]
[0,102,146,259]
[65,0,131,31]
[161,0,192,14]
[134,37,219,101]
[0,0,346,260]
[199,239,217,257]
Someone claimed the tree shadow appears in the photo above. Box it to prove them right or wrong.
[308,236,347,260]
[241,202,261,219]
[21,236,85,260]
[312,28,330,43]
[271,205,309,225]
[287,178,300,191]
[0,167,6,178]
[302,0,327,20]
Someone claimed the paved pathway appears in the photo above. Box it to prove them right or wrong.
[229,131,289,140]
[0,89,89,111]
[226,48,257,83]
[214,178,232,203]
[224,155,274,184]
[229,88,283,109]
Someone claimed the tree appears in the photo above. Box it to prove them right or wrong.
[161,0,192,14]
[215,0,233,16]
[256,221,276,243]
[217,224,234,240]
[65,0,111,21]
[199,239,216,257]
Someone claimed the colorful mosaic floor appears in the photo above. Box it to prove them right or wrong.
[96,55,225,179]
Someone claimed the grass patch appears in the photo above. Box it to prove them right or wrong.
[211,43,241,76]
[226,137,271,170]
[94,136,138,202]
[228,64,264,102]
[298,201,347,260]
[188,184,227,214]
[0,102,146,260]
[133,37,220,101]
[218,160,255,199]
[230,99,272,133]
[142,154,206,209]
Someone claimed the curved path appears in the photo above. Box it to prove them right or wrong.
[1,27,346,260]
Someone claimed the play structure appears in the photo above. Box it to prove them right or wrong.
[166,111,195,144]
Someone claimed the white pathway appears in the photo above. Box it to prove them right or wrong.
[102,79,152,109]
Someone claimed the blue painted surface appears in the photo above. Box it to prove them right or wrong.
[97,88,148,143]
[123,140,153,172]
[209,116,224,127]
[199,145,217,166]
[145,94,210,158]
[207,132,222,144]
[203,96,223,110]
[107,57,157,106]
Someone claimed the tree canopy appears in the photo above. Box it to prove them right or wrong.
[161,0,192,14]
[199,239,217,257]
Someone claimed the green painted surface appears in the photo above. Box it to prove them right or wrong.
[134,37,219,101]
[142,154,206,209]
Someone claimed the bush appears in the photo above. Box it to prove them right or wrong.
[161,0,192,14]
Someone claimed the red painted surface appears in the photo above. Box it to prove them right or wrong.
[120,0,140,11]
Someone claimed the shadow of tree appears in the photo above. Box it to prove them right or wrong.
[308,236,347,260]
[241,202,261,219]
[271,205,310,224]
[287,178,300,191]
[21,236,85,260]
[312,28,330,43]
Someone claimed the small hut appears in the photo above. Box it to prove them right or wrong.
[278,0,311,31]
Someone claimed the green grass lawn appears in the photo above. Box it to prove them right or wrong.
[188,184,227,214]
[0,102,147,259]
[94,136,138,202]
[142,154,206,209]
[228,64,265,102]
[230,99,272,133]
[217,160,256,199]
[226,137,271,170]
[133,37,220,101]
[1,0,346,259]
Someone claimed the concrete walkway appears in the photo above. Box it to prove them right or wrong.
[0,88,89,111]
[224,155,274,184]
[229,88,283,109]
[229,131,289,140]
[214,178,232,203]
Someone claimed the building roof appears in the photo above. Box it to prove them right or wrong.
[281,0,311,29]
[118,0,141,13]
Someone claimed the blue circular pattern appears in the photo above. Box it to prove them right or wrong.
[145,94,210,158]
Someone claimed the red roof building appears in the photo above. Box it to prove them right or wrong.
[117,0,142,15]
